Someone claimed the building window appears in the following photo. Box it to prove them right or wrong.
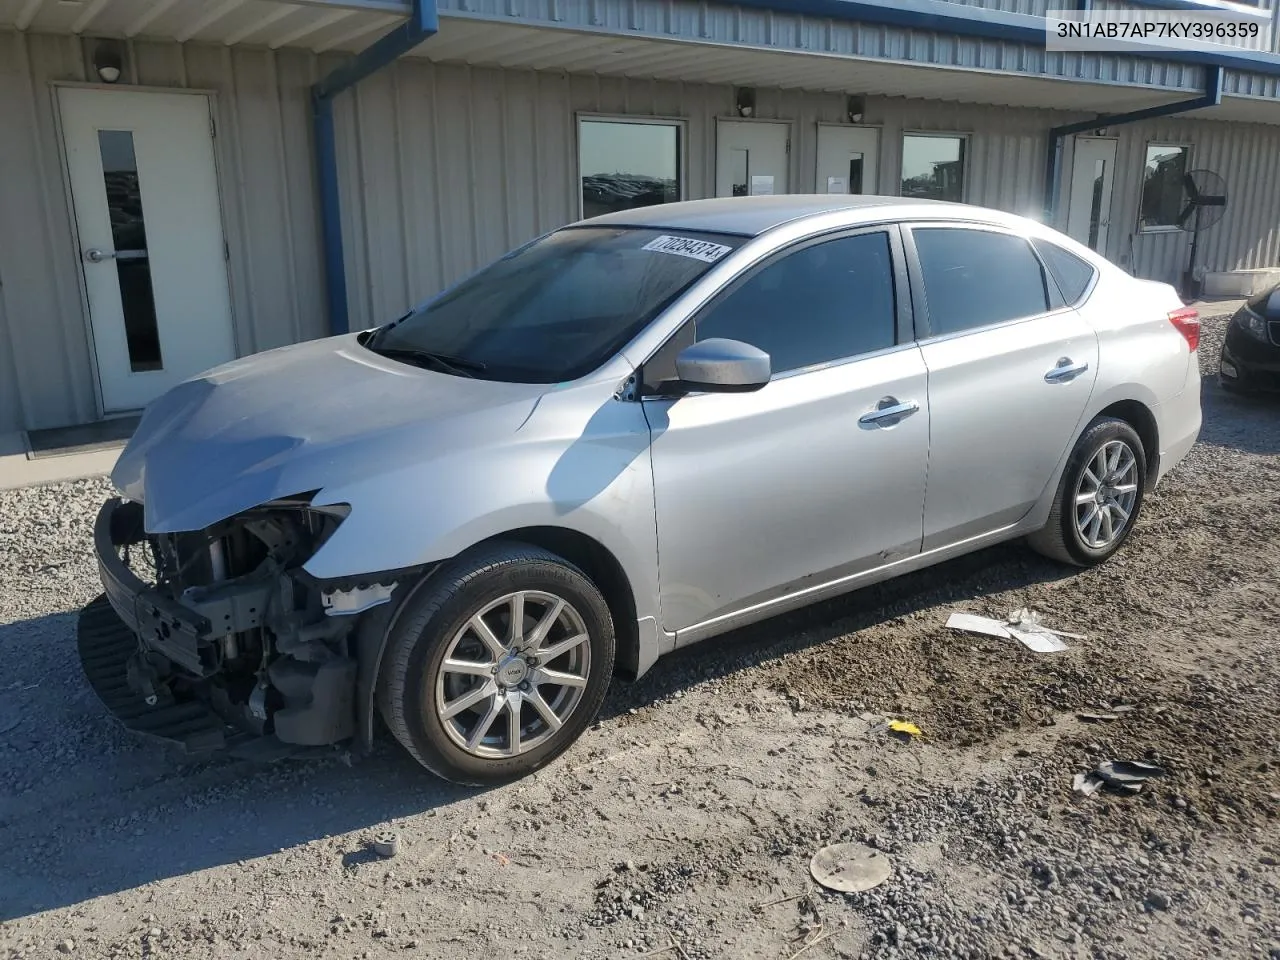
[900,134,966,202]
[579,118,682,219]
[1140,144,1189,231]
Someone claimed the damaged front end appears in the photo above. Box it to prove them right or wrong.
[78,496,406,757]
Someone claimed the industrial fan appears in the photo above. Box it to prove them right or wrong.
[1178,168,1228,298]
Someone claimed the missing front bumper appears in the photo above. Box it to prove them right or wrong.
[83,498,361,756]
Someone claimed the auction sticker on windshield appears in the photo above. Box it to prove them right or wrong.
[642,235,733,263]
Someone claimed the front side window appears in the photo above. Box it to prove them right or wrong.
[686,232,897,377]
[579,119,681,218]
[914,228,1050,336]
[369,227,742,383]
[901,134,966,202]
[1140,144,1189,230]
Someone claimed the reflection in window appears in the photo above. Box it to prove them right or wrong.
[914,228,1049,335]
[1140,144,1188,230]
[1088,158,1106,249]
[848,152,864,194]
[731,148,749,197]
[580,119,681,218]
[900,134,966,202]
[1033,239,1096,306]
[694,232,897,373]
[98,129,162,372]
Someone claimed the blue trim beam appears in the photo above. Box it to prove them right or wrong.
[312,0,438,336]
[1043,65,1223,220]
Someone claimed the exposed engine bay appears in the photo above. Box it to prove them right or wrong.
[82,497,409,755]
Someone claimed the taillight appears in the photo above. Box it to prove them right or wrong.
[1168,306,1200,352]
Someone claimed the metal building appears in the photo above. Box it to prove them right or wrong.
[1,0,1278,436]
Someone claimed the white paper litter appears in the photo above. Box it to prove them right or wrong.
[945,608,1082,653]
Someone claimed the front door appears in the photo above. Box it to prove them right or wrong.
[715,120,790,198]
[1065,137,1117,253]
[59,87,236,414]
[642,228,928,637]
[816,125,879,195]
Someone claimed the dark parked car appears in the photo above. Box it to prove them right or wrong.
[1220,285,1280,393]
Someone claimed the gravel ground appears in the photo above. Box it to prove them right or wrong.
[1,315,1277,960]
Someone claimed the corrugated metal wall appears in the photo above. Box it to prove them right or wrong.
[334,61,1280,325]
[1106,115,1280,283]
[2,26,1279,433]
[0,30,327,432]
[333,66,1066,331]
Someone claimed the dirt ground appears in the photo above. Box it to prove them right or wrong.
[1,315,1277,960]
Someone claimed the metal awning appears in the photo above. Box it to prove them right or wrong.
[0,0,409,52]
[412,17,1197,114]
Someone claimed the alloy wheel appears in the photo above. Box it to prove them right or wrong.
[433,590,591,758]
[1073,439,1139,549]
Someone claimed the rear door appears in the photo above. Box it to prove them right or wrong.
[905,223,1099,549]
[643,227,929,637]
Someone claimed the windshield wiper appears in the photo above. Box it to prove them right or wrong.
[373,346,487,378]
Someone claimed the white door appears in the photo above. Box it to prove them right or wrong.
[1065,137,1117,254]
[715,120,790,198]
[59,87,235,413]
[816,125,879,195]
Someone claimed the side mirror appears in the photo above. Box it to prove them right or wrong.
[673,338,771,393]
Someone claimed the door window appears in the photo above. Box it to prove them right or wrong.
[913,228,1050,336]
[98,129,162,372]
[644,232,896,392]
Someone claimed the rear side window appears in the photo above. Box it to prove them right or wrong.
[913,228,1050,336]
[1032,239,1096,305]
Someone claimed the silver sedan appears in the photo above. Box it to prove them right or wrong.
[86,196,1202,783]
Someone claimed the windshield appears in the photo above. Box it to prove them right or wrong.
[366,226,744,382]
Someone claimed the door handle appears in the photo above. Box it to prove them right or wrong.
[84,248,147,263]
[1045,358,1090,383]
[859,397,920,426]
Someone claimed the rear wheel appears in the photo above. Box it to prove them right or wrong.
[1029,417,1147,567]
[376,542,614,784]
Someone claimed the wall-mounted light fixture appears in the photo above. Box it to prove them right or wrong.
[735,87,756,118]
[847,95,865,124]
[92,39,124,83]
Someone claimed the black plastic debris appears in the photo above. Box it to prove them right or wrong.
[1073,760,1167,797]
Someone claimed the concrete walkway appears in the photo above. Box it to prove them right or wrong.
[0,430,122,491]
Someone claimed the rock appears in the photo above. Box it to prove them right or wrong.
[1146,891,1172,911]
[56,940,75,954]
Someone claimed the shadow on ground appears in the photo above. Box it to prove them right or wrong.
[0,611,480,920]
[0,542,1069,922]
[1199,378,1280,456]
[601,540,1076,721]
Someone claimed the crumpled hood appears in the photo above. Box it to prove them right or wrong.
[112,334,547,532]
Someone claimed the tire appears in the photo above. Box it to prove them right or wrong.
[1028,416,1148,567]
[376,541,615,784]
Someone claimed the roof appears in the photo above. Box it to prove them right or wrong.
[579,195,985,237]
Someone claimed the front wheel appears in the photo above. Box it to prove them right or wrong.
[376,543,615,784]
[1029,417,1148,567]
